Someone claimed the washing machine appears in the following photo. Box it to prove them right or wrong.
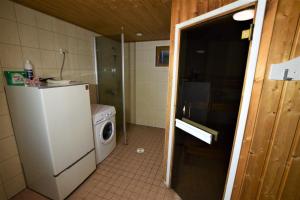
[91,104,116,164]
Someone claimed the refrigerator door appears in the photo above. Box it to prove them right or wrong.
[41,85,94,175]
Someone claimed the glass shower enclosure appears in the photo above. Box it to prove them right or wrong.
[95,34,126,143]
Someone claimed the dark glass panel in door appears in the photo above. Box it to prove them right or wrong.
[171,13,253,200]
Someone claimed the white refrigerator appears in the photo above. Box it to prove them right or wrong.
[5,83,96,200]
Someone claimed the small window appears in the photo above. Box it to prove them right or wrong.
[156,46,169,67]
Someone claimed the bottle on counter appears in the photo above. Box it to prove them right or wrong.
[24,60,34,80]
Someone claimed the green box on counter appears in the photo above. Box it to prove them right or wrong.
[4,71,26,86]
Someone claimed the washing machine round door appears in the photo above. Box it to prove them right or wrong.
[100,120,115,144]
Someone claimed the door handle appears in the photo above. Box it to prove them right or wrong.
[182,118,219,141]
[175,118,219,144]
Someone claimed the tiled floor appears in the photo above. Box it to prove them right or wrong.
[11,125,181,200]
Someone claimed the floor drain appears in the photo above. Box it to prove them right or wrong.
[136,148,144,154]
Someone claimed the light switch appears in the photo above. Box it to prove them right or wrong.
[269,56,300,81]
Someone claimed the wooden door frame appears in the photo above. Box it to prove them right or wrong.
[165,0,267,199]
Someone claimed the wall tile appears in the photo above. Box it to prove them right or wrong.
[76,55,85,70]
[71,70,80,80]
[77,39,91,55]
[53,18,67,35]
[0,136,18,162]
[34,67,43,77]
[62,70,74,80]
[154,110,166,128]
[136,68,152,83]
[87,36,95,50]
[77,55,92,70]
[18,24,39,48]
[67,37,77,54]
[0,156,22,182]
[36,11,53,31]
[0,44,23,68]
[56,52,69,72]
[0,92,9,116]
[0,19,19,45]
[87,73,96,84]
[65,23,77,37]
[75,26,87,40]
[54,33,67,51]
[3,173,25,199]
[40,50,57,69]
[0,115,13,139]
[21,47,41,69]
[15,4,36,26]
[87,55,93,70]
[156,69,168,82]
[0,72,4,93]
[78,70,95,82]
[38,29,54,50]
[134,40,169,128]
[0,0,16,21]
[69,54,78,70]
[0,183,7,200]
[42,69,59,78]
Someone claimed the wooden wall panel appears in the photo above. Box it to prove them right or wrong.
[165,0,300,199]
[231,0,279,198]
[280,122,300,200]
[258,19,300,199]
[275,19,300,200]
[238,0,300,199]
[281,159,300,200]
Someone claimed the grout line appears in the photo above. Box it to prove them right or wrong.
[0,153,19,165]
[0,16,93,42]
[12,3,24,67]
[11,125,175,200]
[0,41,93,57]
[0,132,14,141]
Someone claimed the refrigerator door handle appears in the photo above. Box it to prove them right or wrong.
[175,118,218,145]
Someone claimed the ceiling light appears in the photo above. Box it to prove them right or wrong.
[136,32,143,37]
[233,9,255,21]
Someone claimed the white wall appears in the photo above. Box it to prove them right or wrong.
[125,42,136,125]
[126,40,169,128]
[0,0,97,198]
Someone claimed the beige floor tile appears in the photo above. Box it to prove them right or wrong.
[10,125,181,200]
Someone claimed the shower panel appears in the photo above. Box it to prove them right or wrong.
[95,35,126,140]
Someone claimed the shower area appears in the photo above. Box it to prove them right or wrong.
[95,35,126,142]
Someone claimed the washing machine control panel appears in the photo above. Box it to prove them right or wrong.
[95,112,114,124]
